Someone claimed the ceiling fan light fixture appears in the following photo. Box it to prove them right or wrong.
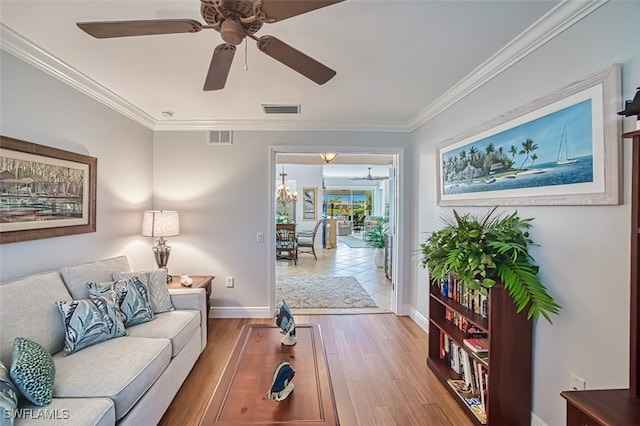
[320,153,337,163]
[220,17,244,45]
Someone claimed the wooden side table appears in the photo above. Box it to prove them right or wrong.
[168,275,214,314]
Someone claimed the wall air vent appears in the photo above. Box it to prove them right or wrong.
[261,104,301,114]
[208,130,233,145]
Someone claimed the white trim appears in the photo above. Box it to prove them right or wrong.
[154,119,410,133]
[0,24,156,129]
[1,2,606,132]
[531,412,550,426]
[410,308,429,333]
[407,0,608,130]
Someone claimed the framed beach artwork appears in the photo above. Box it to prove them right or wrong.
[0,136,97,243]
[303,187,317,220]
[437,64,621,206]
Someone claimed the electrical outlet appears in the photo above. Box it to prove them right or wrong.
[569,374,586,391]
[226,277,234,288]
[256,232,264,243]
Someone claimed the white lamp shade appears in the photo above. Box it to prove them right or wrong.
[141,211,180,237]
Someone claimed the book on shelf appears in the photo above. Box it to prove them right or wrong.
[446,379,487,424]
[463,338,489,353]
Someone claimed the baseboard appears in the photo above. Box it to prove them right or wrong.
[210,306,272,318]
[409,308,429,333]
[531,413,549,426]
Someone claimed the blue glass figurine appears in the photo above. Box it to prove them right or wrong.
[266,360,295,401]
[274,299,296,346]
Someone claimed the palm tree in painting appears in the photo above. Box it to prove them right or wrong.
[518,138,539,171]
[509,145,518,165]
[530,153,538,168]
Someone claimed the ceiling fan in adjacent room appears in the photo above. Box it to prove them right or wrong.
[76,0,343,90]
[351,167,389,181]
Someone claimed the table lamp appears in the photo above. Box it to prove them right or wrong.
[141,210,180,279]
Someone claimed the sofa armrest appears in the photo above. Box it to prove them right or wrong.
[169,288,207,352]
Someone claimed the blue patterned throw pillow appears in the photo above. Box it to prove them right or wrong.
[9,338,55,407]
[113,270,174,314]
[56,296,127,355]
[86,278,154,327]
[0,361,18,424]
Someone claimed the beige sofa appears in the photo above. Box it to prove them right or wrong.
[0,256,207,425]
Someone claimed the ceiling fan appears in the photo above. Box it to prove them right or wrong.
[351,167,389,181]
[76,0,343,90]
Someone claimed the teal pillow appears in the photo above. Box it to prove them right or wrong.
[0,361,18,424]
[86,278,154,327]
[9,338,55,407]
[56,296,127,355]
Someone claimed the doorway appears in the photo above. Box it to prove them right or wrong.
[270,149,404,316]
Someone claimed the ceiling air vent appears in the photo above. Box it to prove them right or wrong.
[208,130,233,145]
[261,104,301,114]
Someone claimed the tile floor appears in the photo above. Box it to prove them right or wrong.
[275,234,393,314]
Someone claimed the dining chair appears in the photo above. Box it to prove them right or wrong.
[296,220,322,261]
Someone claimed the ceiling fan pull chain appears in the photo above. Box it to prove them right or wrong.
[244,38,248,71]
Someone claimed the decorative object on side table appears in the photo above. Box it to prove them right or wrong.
[266,360,295,402]
[274,300,296,346]
[420,207,561,322]
[141,210,180,281]
[168,275,214,314]
[618,86,640,130]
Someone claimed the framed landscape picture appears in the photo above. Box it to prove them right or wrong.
[0,136,97,243]
[303,187,316,220]
[437,64,621,206]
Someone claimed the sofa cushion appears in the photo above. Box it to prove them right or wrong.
[125,310,199,357]
[0,271,71,367]
[86,279,154,327]
[56,296,127,355]
[17,397,115,426]
[10,338,55,407]
[113,270,174,314]
[0,361,18,424]
[53,336,171,421]
[60,256,132,300]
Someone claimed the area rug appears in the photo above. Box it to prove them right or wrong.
[338,235,371,248]
[276,276,378,308]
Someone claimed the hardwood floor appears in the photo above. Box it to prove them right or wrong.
[160,314,473,426]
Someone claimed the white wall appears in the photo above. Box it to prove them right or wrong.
[276,163,324,227]
[152,131,413,317]
[0,51,155,281]
[411,2,640,425]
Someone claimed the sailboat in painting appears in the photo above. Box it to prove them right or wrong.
[556,126,577,165]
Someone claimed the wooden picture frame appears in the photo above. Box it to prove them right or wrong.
[0,135,97,243]
[437,64,621,206]
[303,187,317,220]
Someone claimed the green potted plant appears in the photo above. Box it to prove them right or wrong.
[366,217,388,267]
[419,207,560,322]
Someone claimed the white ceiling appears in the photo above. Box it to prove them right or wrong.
[0,0,601,133]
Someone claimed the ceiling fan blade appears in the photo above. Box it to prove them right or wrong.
[77,19,203,38]
[257,36,336,85]
[203,44,236,91]
[259,0,344,22]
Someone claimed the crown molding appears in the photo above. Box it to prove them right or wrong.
[407,0,609,131]
[152,119,410,132]
[1,1,607,133]
[0,23,156,129]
